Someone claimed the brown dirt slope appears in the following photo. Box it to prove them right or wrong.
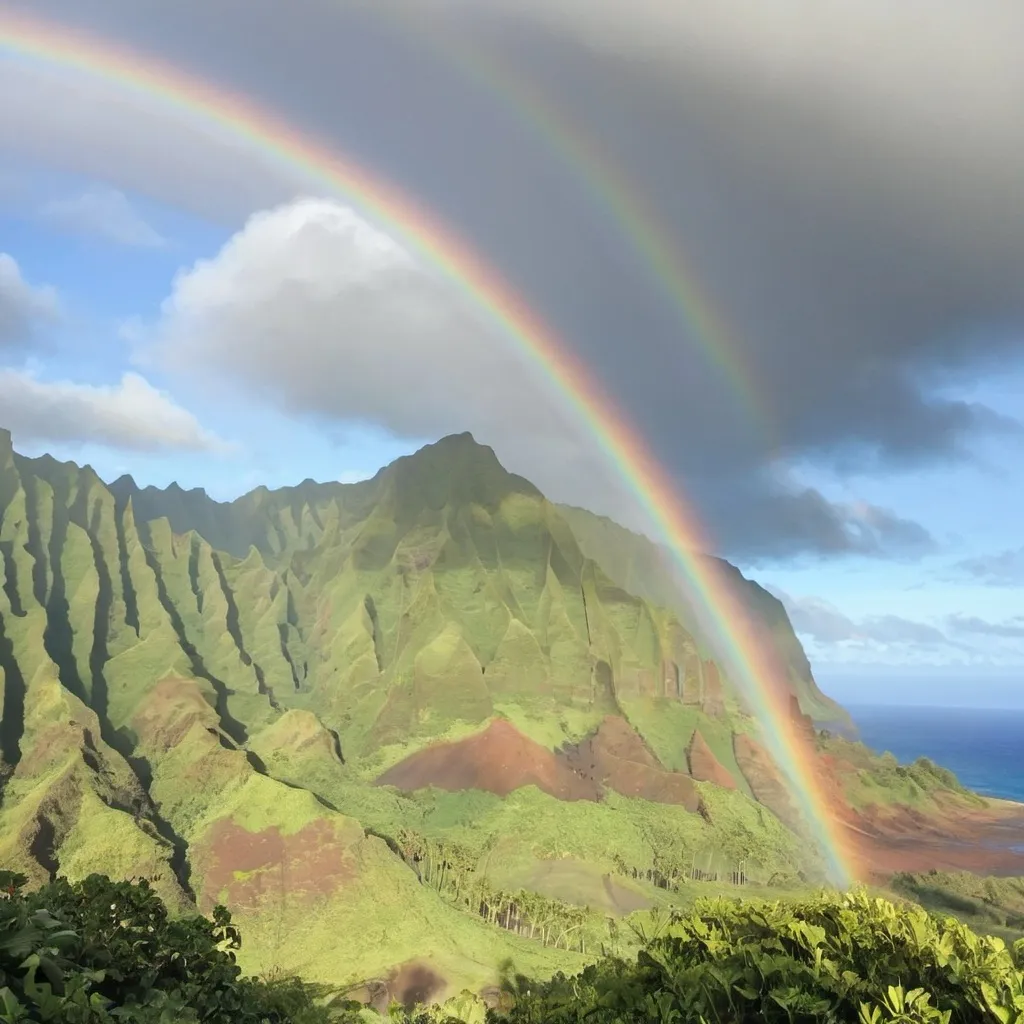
[686,730,737,789]
[562,716,700,810]
[378,716,700,810]
[376,719,598,800]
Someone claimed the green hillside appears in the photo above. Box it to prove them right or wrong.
[0,428,980,998]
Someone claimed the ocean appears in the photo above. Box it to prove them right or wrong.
[847,704,1024,804]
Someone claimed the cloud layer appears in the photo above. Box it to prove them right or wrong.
[773,587,1024,665]
[0,369,226,452]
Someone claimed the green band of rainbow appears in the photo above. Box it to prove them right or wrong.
[0,11,858,886]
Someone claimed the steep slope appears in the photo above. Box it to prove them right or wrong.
[556,503,850,725]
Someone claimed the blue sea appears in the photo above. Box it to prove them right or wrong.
[847,704,1024,804]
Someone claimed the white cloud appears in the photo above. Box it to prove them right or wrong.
[144,196,628,512]
[0,369,228,453]
[41,187,166,248]
[0,253,59,348]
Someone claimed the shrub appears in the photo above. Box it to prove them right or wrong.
[486,890,1024,1023]
[0,871,332,1023]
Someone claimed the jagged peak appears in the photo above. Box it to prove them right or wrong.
[382,431,542,510]
[110,473,139,492]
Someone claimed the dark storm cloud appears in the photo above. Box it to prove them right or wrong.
[3,0,1020,559]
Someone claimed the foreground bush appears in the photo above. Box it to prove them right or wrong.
[4,874,1024,1023]
[487,891,1024,1024]
[0,871,330,1023]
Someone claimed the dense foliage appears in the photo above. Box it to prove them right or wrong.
[5,874,1024,1023]
[0,872,330,1023]
[481,891,1024,1024]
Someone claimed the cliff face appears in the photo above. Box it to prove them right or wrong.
[555,503,849,725]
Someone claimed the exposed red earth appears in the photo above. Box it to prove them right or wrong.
[562,716,701,810]
[840,798,1024,880]
[348,961,448,1014]
[375,718,599,801]
[733,733,802,831]
[376,715,702,809]
[686,730,737,789]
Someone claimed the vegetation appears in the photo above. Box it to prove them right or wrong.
[890,872,1024,945]
[3,875,1022,1024]
[0,871,331,1023]
[479,890,1024,1024]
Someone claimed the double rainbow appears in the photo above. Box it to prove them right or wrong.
[0,10,859,885]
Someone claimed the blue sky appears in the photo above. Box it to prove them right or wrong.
[2,3,1023,706]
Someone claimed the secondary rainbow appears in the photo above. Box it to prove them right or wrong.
[378,10,768,430]
[0,11,859,885]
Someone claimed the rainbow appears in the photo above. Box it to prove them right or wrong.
[0,11,858,885]
[381,10,769,431]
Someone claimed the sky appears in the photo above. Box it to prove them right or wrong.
[1,0,1023,702]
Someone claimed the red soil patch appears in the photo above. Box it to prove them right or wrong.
[840,796,1024,881]
[377,716,700,809]
[797,744,1024,881]
[563,716,700,810]
[194,818,355,913]
[686,730,737,789]
[734,733,801,831]
[376,719,599,801]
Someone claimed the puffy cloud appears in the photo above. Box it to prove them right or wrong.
[0,253,59,349]
[0,369,227,453]
[41,186,166,248]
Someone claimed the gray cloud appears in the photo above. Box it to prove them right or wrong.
[0,369,228,452]
[772,589,950,648]
[947,614,1024,639]
[41,186,166,247]
[953,549,1024,587]
[0,253,59,349]
[1,0,1016,558]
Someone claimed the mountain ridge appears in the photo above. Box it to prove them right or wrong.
[0,427,985,996]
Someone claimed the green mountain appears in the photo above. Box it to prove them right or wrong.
[0,428,977,1002]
